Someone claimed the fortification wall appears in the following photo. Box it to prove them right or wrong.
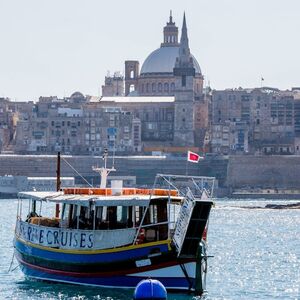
[3,154,300,190]
[0,155,219,186]
[227,155,300,188]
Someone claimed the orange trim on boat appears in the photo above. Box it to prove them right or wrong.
[63,187,178,197]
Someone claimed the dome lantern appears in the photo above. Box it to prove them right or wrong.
[161,10,179,47]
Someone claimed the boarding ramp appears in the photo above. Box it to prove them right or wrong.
[154,174,214,258]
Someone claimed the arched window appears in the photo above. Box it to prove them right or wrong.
[158,83,162,92]
[171,82,175,92]
[141,84,144,93]
[146,83,150,93]
[152,83,156,92]
[164,83,169,93]
[130,70,134,79]
[130,84,135,93]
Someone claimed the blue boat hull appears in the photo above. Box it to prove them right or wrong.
[15,237,197,291]
[19,262,194,290]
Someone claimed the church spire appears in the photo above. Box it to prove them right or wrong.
[179,12,191,62]
[173,12,195,82]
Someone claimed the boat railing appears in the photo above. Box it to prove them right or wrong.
[132,174,215,245]
[154,174,215,200]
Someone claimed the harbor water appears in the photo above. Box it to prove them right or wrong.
[0,199,299,300]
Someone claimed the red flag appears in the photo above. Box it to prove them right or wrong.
[187,151,203,163]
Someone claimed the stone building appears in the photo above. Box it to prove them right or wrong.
[102,12,205,98]
[100,12,204,100]
[13,13,209,155]
[102,72,124,97]
[211,88,295,154]
[0,97,21,152]
[14,95,141,155]
[291,88,300,154]
[101,13,209,150]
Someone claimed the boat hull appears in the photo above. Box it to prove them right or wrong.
[14,237,199,291]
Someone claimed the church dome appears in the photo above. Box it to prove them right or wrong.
[70,91,85,99]
[140,46,201,75]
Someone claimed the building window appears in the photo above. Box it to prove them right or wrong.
[130,84,135,93]
[146,83,150,93]
[182,75,186,87]
[152,83,156,92]
[164,83,169,93]
[158,83,162,92]
[170,82,175,92]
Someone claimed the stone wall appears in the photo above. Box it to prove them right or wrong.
[6,154,300,192]
[227,155,300,188]
[0,155,208,186]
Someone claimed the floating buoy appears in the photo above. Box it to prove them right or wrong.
[133,279,167,300]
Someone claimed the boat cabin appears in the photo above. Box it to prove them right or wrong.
[17,190,183,250]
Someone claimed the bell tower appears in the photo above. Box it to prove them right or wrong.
[173,13,196,146]
[125,60,139,96]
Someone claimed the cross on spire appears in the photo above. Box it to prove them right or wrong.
[169,10,173,24]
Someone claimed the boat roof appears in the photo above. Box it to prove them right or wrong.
[18,191,183,207]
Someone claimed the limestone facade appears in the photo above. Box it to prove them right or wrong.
[211,88,296,154]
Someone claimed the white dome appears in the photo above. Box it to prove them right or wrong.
[140,46,201,75]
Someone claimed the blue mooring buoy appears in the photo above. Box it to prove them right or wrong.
[133,279,167,300]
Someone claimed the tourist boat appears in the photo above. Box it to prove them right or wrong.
[14,152,214,295]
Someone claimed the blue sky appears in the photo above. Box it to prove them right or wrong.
[0,0,299,100]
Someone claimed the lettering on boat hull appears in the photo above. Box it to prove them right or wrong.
[16,220,136,250]
[17,221,94,249]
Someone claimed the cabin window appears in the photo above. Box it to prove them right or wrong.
[116,206,128,223]
[60,204,71,228]
[134,206,145,225]
[149,205,158,224]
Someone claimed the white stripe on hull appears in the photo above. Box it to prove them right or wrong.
[25,275,192,291]
[128,262,196,279]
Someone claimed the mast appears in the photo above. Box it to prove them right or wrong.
[92,148,116,188]
[55,152,61,218]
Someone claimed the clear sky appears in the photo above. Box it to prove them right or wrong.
[0,0,299,101]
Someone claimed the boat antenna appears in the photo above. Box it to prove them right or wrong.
[92,148,116,188]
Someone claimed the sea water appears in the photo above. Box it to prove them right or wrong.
[0,199,299,300]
